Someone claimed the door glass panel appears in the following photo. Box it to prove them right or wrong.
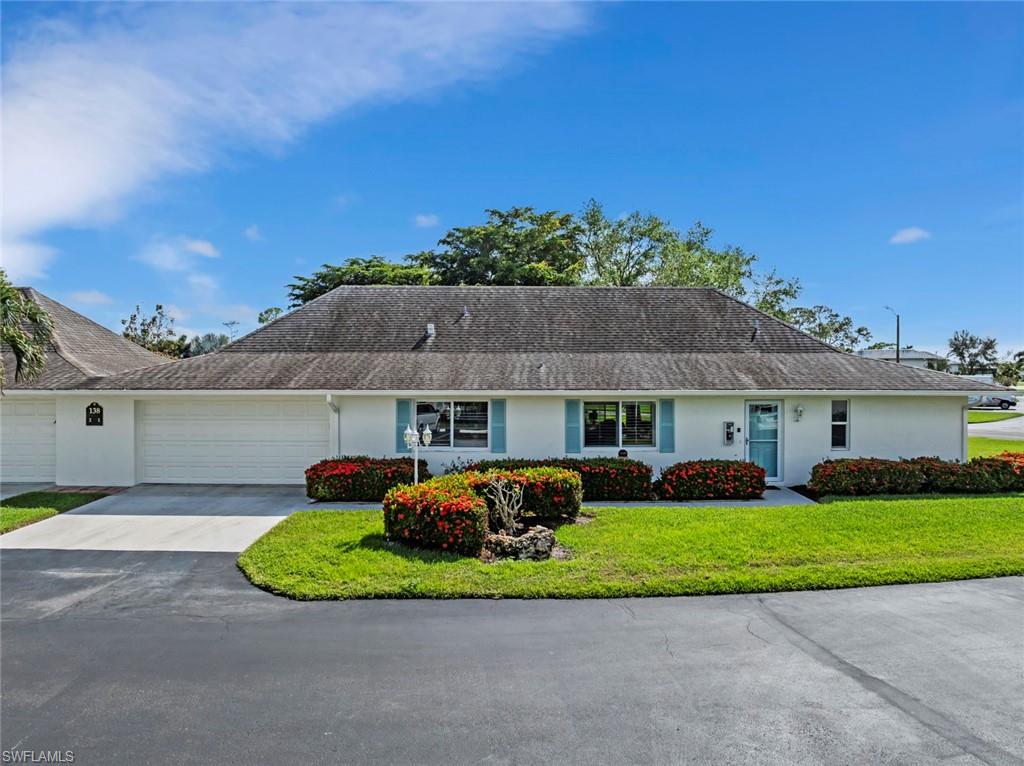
[748,404,778,440]
[749,441,779,479]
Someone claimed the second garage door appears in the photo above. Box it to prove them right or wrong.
[138,398,330,484]
[0,397,57,482]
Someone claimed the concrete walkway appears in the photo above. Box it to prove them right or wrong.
[583,485,813,507]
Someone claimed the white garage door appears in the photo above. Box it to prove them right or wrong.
[1,398,57,482]
[138,398,330,484]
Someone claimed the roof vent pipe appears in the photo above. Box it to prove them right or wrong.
[426,323,436,338]
[751,319,760,342]
[460,305,470,319]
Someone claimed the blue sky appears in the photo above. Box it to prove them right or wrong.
[3,2,1022,352]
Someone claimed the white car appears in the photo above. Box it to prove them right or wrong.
[970,394,1018,410]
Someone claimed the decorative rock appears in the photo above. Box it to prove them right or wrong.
[483,525,556,561]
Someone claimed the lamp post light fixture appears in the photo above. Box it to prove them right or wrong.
[403,423,432,483]
[884,305,901,364]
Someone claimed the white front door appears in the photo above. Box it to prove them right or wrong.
[746,400,782,482]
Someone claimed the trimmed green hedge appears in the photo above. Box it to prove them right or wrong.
[457,457,652,501]
[306,457,430,501]
[466,467,583,522]
[654,459,766,501]
[808,455,1024,496]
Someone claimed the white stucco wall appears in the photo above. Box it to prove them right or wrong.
[30,391,967,487]
[332,393,968,485]
[56,396,137,486]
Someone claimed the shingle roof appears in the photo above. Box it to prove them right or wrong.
[3,288,170,389]
[81,286,1002,393]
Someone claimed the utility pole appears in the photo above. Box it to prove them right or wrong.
[884,306,900,364]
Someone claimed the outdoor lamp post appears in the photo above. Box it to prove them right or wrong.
[884,305,901,364]
[403,423,432,483]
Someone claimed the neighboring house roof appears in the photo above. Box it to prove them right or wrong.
[80,286,1002,392]
[2,288,170,389]
[856,348,947,361]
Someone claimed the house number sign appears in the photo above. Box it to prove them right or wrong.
[86,402,104,426]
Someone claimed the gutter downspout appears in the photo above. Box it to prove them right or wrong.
[961,399,971,463]
[326,394,341,456]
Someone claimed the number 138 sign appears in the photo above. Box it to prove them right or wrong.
[86,402,104,426]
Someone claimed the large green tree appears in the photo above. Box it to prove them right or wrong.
[580,199,674,286]
[288,256,432,306]
[948,330,998,374]
[0,271,53,388]
[787,305,872,351]
[121,304,188,358]
[408,207,583,287]
[185,332,230,357]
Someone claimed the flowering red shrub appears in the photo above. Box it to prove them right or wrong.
[995,451,1024,469]
[810,455,1024,497]
[383,476,488,555]
[464,467,583,521]
[654,460,765,500]
[808,458,924,496]
[457,458,652,500]
[306,457,430,502]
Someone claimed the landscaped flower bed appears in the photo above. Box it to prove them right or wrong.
[306,456,430,502]
[383,475,488,555]
[654,459,766,501]
[465,467,582,521]
[382,468,583,556]
[808,455,1024,497]
[457,457,652,501]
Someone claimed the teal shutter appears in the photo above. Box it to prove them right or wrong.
[565,399,581,454]
[490,399,507,453]
[658,399,675,453]
[395,399,413,453]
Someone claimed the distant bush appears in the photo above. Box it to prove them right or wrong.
[306,457,429,502]
[457,457,652,501]
[654,460,765,501]
[383,475,488,555]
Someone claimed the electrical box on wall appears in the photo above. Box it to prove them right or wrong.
[724,421,735,446]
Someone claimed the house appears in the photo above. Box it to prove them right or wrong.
[1,286,1004,487]
[856,347,948,369]
[1,288,169,483]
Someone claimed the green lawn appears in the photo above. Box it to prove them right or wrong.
[968,410,1023,424]
[969,437,1023,458]
[238,497,1024,600]
[0,491,107,534]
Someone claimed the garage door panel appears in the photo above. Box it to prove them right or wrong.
[139,398,329,484]
[1,398,56,482]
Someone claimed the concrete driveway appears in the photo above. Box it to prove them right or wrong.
[0,484,330,552]
[1,547,1021,765]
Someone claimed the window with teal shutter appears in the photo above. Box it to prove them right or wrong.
[395,399,412,453]
[565,399,581,454]
[490,399,506,453]
[658,399,675,453]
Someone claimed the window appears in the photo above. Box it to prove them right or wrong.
[583,401,655,448]
[831,400,849,449]
[416,401,488,448]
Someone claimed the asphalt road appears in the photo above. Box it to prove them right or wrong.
[2,550,1022,766]
[969,412,1024,441]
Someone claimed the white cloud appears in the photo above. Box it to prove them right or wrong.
[888,227,932,245]
[244,224,263,242]
[2,3,587,280]
[69,289,112,305]
[334,193,356,210]
[187,273,219,299]
[163,304,189,321]
[183,238,219,258]
[414,213,440,228]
